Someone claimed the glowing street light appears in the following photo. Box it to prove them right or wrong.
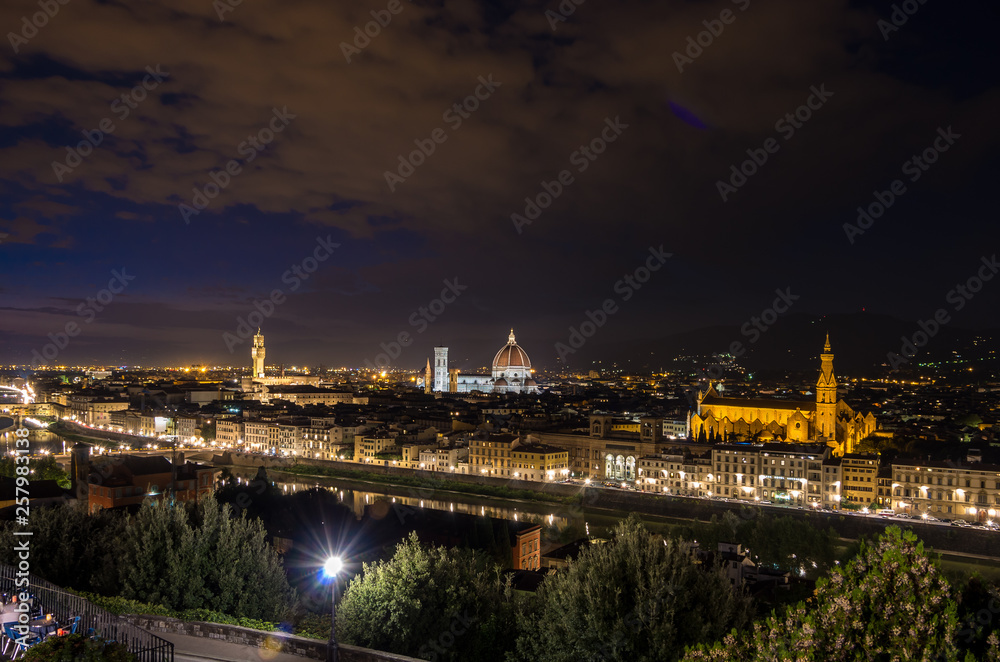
[322,556,344,662]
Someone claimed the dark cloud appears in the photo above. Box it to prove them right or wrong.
[0,0,996,368]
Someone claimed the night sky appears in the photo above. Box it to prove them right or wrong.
[0,0,997,370]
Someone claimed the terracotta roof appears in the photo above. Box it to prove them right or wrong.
[494,344,531,369]
[493,329,531,369]
[701,396,816,412]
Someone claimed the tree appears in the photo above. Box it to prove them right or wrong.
[23,633,136,661]
[336,532,517,662]
[686,510,836,574]
[120,499,203,610]
[0,502,126,595]
[684,526,966,661]
[513,515,751,662]
[0,455,71,488]
[119,496,294,621]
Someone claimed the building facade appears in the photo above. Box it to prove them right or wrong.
[890,460,1000,521]
[510,444,570,481]
[690,336,877,454]
[535,415,669,481]
[840,453,879,507]
[423,330,538,394]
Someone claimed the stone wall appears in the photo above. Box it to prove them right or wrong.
[122,615,422,661]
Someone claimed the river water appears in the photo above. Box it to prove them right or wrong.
[0,427,66,455]
[223,465,620,538]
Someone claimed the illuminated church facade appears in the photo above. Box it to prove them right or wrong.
[421,329,538,394]
[689,336,876,455]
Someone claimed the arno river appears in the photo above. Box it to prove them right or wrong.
[225,465,597,535]
[224,465,1000,582]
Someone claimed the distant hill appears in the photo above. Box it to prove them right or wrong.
[581,312,996,377]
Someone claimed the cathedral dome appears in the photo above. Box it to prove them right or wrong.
[493,329,531,370]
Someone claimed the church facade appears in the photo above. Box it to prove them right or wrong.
[689,336,876,455]
[422,329,538,395]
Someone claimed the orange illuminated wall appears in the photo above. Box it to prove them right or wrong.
[512,524,542,570]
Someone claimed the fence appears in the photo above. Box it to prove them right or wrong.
[0,564,173,661]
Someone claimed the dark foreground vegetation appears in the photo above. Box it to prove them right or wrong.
[2,472,999,661]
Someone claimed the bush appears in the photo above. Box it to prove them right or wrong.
[80,591,303,638]
[514,515,751,662]
[336,532,518,662]
[684,527,966,661]
[79,594,174,617]
[22,634,137,662]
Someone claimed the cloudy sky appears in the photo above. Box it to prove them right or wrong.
[0,0,997,370]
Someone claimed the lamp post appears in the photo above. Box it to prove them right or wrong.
[323,556,344,662]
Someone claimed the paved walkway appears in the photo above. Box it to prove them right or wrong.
[161,631,310,662]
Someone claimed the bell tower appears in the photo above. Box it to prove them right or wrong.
[815,334,838,442]
[433,347,449,392]
[252,329,266,378]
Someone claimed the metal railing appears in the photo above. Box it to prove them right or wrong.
[0,565,173,662]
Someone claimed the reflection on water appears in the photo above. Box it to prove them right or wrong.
[227,467,576,531]
[0,428,66,455]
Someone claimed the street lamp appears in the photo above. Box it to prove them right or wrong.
[322,556,344,662]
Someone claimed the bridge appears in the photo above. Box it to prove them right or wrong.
[0,384,31,404]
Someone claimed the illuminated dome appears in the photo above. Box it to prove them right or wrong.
[492,329,536,394]
[493,329,531,369]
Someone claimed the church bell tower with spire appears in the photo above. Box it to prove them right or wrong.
[815,334,838,442]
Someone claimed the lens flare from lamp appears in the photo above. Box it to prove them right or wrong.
[323,556,343,579]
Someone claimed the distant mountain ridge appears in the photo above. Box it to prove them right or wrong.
[581,312,996,377]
